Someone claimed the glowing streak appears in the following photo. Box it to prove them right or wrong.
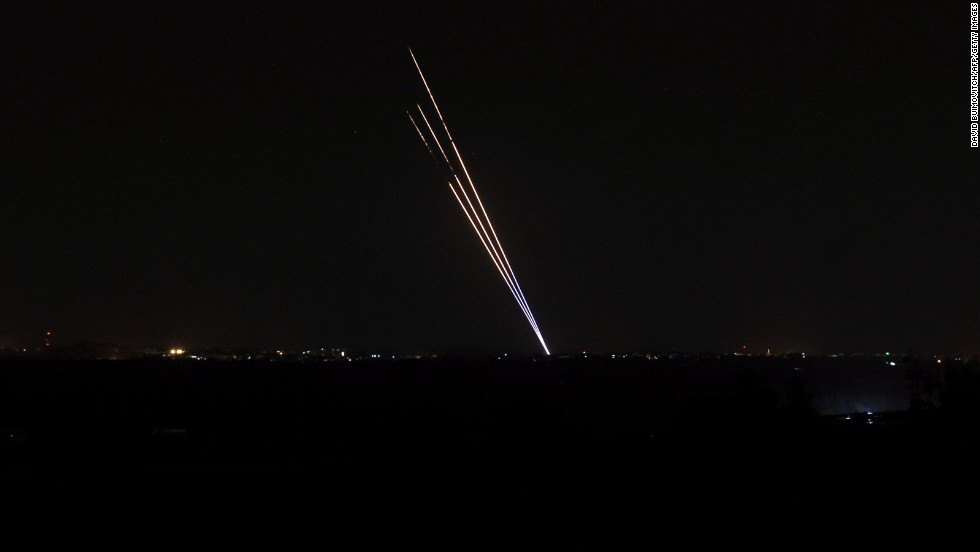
[420,59,548,354]
[415,79,541,339]
[449,140,545,349]
[416,105,451,166]
[448,170,542,341]
[446,180,541,339]
[411,60,540,335]
[426,110,544,340]
[410,48,454,142]
[410,49,549,355]
[415,104,550,336]
[407,112,435,159]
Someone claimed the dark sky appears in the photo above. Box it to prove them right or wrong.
[1,2,976,354]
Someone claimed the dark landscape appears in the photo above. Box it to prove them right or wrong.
[2,2,978,527]
[3,353,979,513]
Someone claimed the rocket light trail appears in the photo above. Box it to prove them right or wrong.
[448,139,539,337]
[416,71,547,352]
[407,48,550,355]
[445,179,542,339]
[410,64,548,354]
[407,112,435,160]
[447,179,545,348]
[409,54,540,339]
[416,104,452,166]
[417,111,523,320]
[409,49,454,142]
[448,169,543,341]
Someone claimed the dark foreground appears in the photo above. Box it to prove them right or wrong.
[2,355,979,518]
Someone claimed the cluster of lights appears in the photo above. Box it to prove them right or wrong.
[169,348,184,356]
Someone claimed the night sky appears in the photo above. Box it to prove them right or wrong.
[1,2,976,354]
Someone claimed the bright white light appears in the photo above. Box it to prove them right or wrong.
[888,361,896,366]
